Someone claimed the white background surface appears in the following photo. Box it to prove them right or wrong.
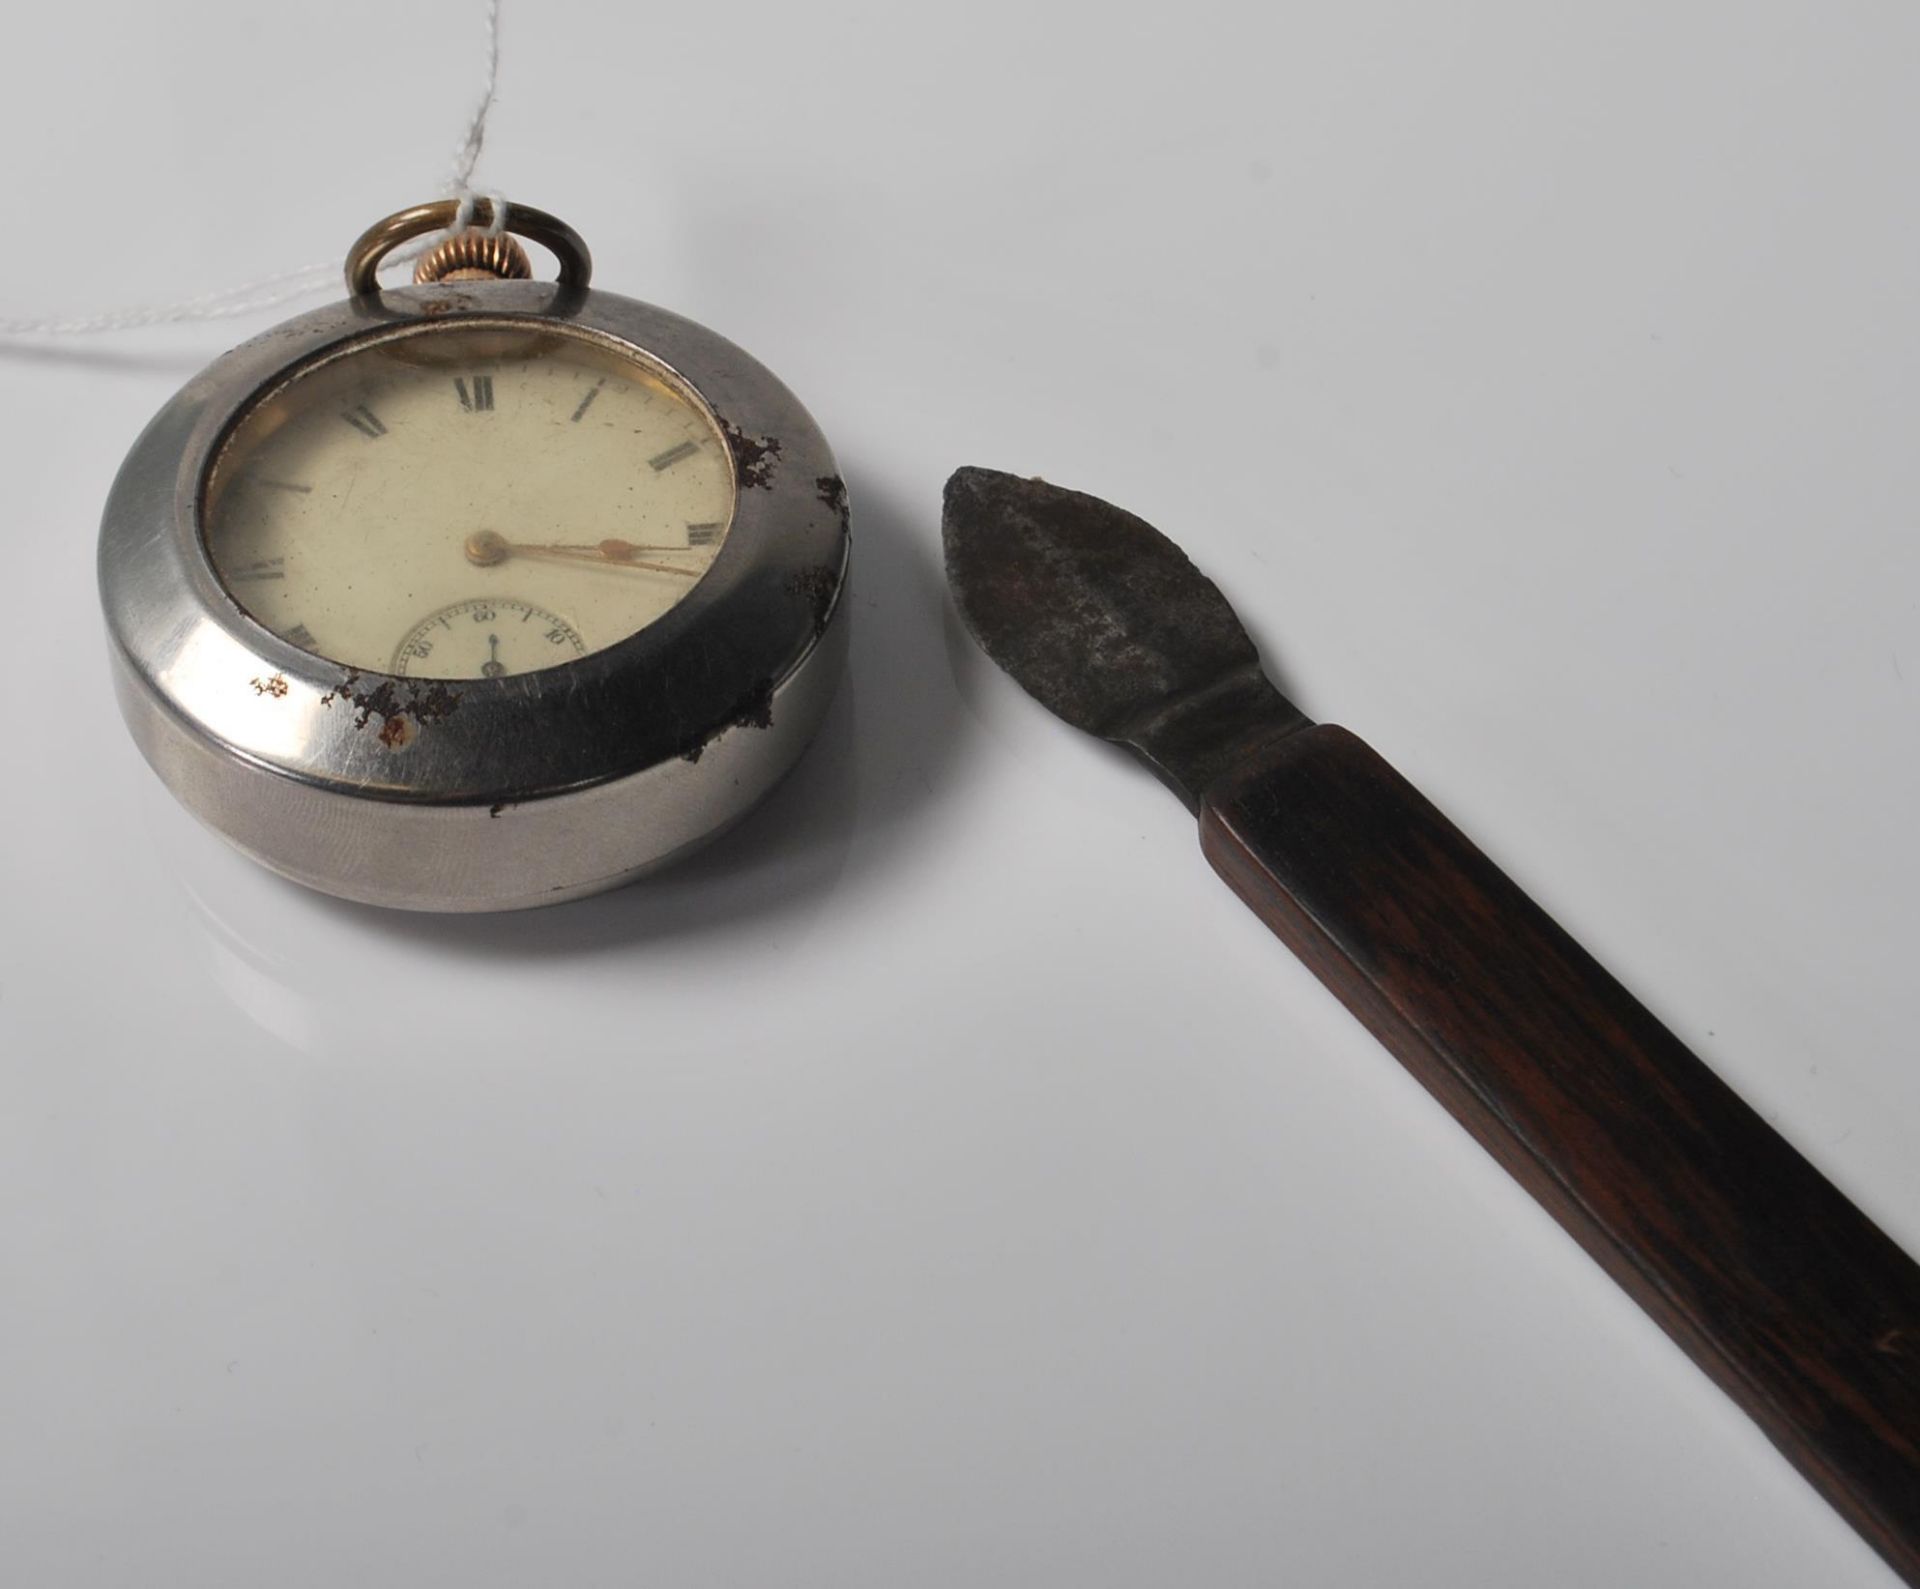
[2,2,1917,1584]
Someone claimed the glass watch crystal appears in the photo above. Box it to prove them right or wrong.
[202,323,735,679]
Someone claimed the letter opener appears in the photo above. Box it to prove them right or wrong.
[943,464,1920,1584]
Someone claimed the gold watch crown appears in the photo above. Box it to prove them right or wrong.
[413,229,534,285]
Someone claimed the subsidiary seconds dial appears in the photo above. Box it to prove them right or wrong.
[392,596,586,678]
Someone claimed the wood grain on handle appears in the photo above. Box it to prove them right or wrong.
[1199,724,1920,1584]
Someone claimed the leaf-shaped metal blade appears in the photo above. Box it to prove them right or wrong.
[942,466,1308,807]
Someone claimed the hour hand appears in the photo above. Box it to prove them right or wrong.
[463,529,702,576]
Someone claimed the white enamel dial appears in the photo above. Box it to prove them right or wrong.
[202,323,736,679]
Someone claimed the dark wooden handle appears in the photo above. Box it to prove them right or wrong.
[1199,723,1920,1584]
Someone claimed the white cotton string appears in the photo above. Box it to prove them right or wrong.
[0,263,340,336]
[0,0,508,339]
[445,1,510,243]
[449,0,502,198]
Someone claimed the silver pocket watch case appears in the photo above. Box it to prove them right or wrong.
[100,268,850,912]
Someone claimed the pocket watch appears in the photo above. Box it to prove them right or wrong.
[99,201,850,912]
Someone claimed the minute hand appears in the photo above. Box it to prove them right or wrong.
[464,531,701,577]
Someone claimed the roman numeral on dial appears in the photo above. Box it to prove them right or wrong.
[455,375,495,412]
[649,440,699,471]
[570,379,604,422]
[341,404,387,439]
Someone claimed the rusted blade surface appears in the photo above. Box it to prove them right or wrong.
[942,466,1308,807]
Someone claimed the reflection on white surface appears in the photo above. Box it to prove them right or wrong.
[150,646,872,1064]
[175,856,322,1060]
